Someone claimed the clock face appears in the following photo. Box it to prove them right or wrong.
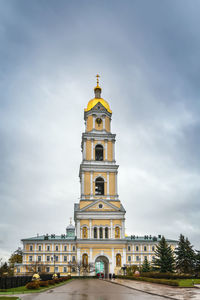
[96,118,102,125]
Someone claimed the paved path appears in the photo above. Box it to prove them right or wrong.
[17,279,174,300]
[109,278,200,300]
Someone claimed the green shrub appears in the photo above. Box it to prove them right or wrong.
[26,281,40,289]
[39,281,49,287]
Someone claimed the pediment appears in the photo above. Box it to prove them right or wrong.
[92,102,108,113]
[80,199,120,212]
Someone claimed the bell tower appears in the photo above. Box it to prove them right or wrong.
[75,75,126,244]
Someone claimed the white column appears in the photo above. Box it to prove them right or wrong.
[81,173,84,195]
[103,117,105,130]
[112,140,115,161]
[90,248,93,263]
[122,248,126,266]
[107,172,109,198]
[105,140,108,160]
[77,248,81,263]
[77,220,80,238]
[83,139,86,160]
[93,115,95,129]
[90,172,93,196]
[89,219,92,239]
[111,248,115,273]
[122,219,125,238]
[110,220,113,239]
[91,139,94,160]
[52,244,54,251]
[43,254,45,262]
[97,227,99,239]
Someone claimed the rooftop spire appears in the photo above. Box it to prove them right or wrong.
[94,74,102,98]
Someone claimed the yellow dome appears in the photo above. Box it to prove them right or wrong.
[85,98,112,113]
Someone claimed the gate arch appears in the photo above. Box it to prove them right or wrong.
[95,255,109,278]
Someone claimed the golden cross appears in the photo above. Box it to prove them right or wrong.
[96,74,100,85]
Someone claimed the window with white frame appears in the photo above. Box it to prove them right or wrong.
[128,245,131,251]
[47,256,50,262]
[136,246,139,251]
[55,256,59,262]
[136,256,140,261]
[64,256,67,262]
[152,246,155,251]
[47,245,50,251]
[63,266,67,273]
[46,267,50,272]
[144,246,147,251]
[128,256,131,262]
[17,268,20,273]
[29,256,32,262]
[144,256,147,260]
[72,256,75,262]
[64,245,67,251]
[55,245,59,251]
[38,256,41,262]
[55,267,58,272]
[30,245,33,251]
[38,245,41,251]
[72,245,76,251]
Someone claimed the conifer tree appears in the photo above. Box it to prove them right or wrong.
[154,236,175,273]
[194,251,200,275]
[175,234,195,273]
[142,257,151,272]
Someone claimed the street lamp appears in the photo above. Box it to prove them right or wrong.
[68,260,73,274]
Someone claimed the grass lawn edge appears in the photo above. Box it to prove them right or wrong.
[0,279,73,295]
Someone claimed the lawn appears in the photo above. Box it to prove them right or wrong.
[0,297,19,300]
[0,279,72,295]
[178,279,200,287]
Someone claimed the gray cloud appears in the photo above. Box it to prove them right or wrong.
[0,0,200,260]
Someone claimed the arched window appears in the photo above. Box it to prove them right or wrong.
[105,227,109,239]
[115,227,120,238]
[95,144,103,161]
[116,254,121,267]
[99,227,103,239]
[82,227,88,239]
[82,254,88,266]
[94,227,97,239]
[95,177,104,195]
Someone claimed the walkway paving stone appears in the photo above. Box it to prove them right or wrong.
[108,279,200,300]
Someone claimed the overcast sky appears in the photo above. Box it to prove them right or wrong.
[0,0,200,261]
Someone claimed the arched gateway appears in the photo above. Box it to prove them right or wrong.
[95,256,109,278]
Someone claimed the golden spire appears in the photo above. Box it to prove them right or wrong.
[94,74,102,98]
[96,74,100,86]
[70,217,72,225]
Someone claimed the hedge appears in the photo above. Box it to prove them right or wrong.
[140,272,196,280]
[116,275,179,286]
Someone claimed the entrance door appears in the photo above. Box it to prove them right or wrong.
[95,256,109,278]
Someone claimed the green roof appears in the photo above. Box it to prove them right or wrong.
[21,234,76,242]
[125,235,177,243]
